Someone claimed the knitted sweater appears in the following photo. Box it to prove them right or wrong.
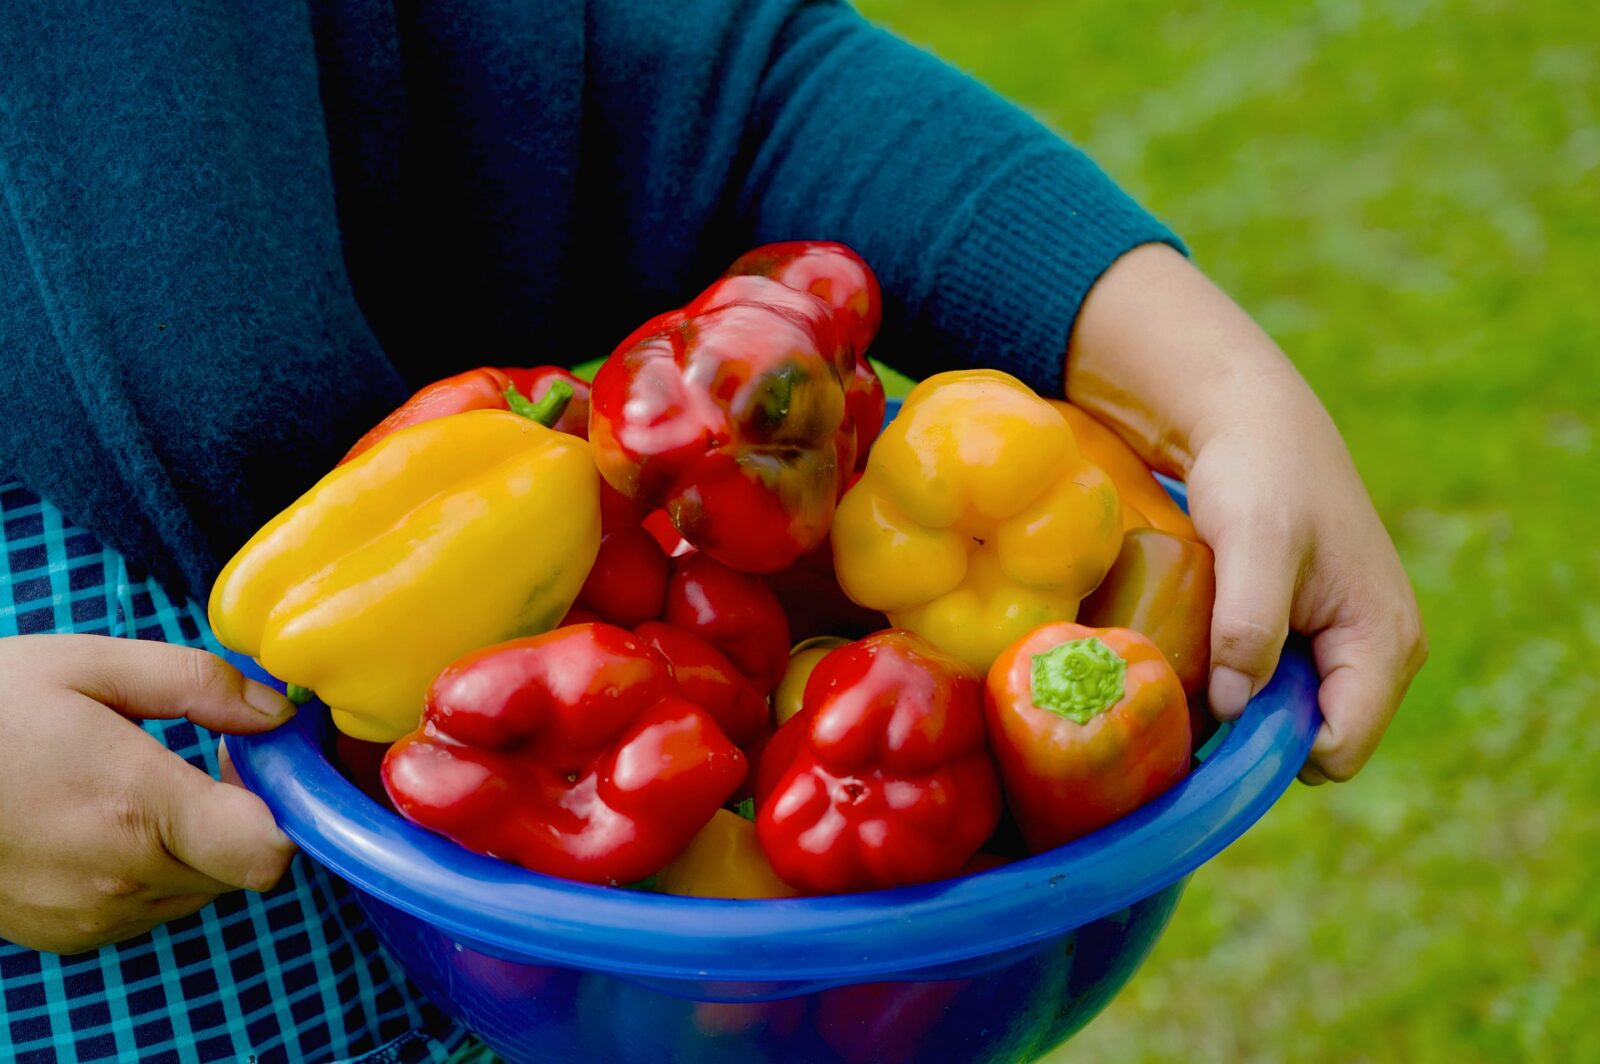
[0,0,1179,596]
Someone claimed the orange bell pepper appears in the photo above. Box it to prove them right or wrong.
[1050,401,1196,541]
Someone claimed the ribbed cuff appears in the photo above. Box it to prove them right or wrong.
[919,143,1186,398]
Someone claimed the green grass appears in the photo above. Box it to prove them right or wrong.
[854,1,1600,1060]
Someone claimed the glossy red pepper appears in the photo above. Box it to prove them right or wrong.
[663,552,792,694]
[590,246,878,572]
[634,621,770,746]
[382,624,746,885]
[724,241,887,467]
[341,365,590,464]
[570,484,672,628]
[986,623,1190,852]
[755,629,1001,893]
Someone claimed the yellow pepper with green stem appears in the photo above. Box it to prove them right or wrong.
[830,370,1122,671]
[209,401,600,742]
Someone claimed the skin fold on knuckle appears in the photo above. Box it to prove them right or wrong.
[177,646,237,707]
[1213,614,1287,668]
[100,783,160,852]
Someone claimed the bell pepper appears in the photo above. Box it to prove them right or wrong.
[815,980,966,1064]
[654,808,800,899]
[986,623,1190,851]
[634,621,770,746]
[663,552,791,694]
[209,401,600,741]
[382,624,746,884]
[569,484,672,628]
[772,636,849,726]
[1079,528,1215,697]
[1049,400,1196,540]
[755,629,1000,893]
[762,541,890,643]
[341,365,590,463]
[724,241,887,466]
[589,273,853,573]
[831,370,1123,671]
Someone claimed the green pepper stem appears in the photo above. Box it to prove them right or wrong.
[505,379,574,427]
[1029,637,1127,724]
[285,683,314,706]
[735,797,756,822]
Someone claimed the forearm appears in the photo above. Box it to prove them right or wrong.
[1065,244,1332,478]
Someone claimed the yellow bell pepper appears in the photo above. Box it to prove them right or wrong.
[654,809,800,899]
[209,407,600,741]
[830,370,1122,671]
[773,636,849,726]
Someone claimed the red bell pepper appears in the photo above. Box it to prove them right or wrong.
[634,621,770,746]
[590,270,860,573]
[762,542,889,643]
[724,241,887,466]
[569,484,672,628]
[986,623,1190,852]
[755,629,1001,893]
[382,623,746,885]
[663,552,792,694]
[341,365,590,464]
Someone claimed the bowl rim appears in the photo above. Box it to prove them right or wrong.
[227,474,1319,985]
[230,640,1316,982]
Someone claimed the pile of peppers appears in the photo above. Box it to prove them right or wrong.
[209,240,1218,896]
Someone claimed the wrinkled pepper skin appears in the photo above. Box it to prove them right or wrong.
[654,808,800,899]
[589,273,853,573]
[831,371,1123,672]
[210,409,600,741]
[986,623,1190,852]
[1079,528,1216,697]
[1050,401,1196,541]
[383,624,746,885]
[634,622,770,746]
[724,241,887,466]
[663,552,791,694]
[341,365,590,464]
[756,630,1000,893]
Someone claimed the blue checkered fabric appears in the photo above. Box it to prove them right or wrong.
[0,478,487,1063]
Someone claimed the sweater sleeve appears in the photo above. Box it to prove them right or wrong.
[583,0,1183,397]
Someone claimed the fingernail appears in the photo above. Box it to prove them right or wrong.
[243,681,296,721]
[1209,667,1253,720]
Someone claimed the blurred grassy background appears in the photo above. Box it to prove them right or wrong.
[855,1,1600,1061]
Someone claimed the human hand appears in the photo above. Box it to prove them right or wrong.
[1068,245,1427,782]
[0,635,298,953]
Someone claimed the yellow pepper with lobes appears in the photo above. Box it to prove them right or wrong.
[831,370,1122,671]
[208,394,600,742]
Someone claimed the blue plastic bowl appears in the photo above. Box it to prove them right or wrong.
[226,403,1320,1062]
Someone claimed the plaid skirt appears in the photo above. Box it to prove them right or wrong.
[0,478,483,1063]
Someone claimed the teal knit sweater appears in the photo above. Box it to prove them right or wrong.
[0,0,1179,595]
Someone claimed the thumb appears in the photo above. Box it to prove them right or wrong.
[156,755,298,892]
[1205,519,1299,720]
[60,635,296,734]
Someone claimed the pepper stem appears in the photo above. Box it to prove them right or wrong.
[735,797,756,822]
[1030,637,1127,724]
[504,379,574,427]
[285,684,314,706]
